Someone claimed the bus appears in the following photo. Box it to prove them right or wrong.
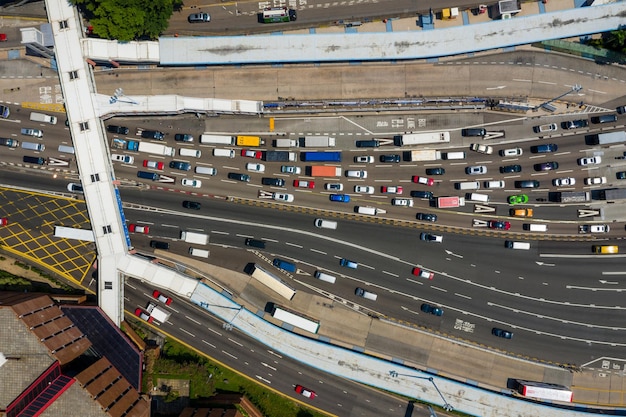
[200,134,235,145]
[262,7,297,23]
[300,151,342,162]
[269,303,320,334]
[514,380,573,402]
[246,263,296,300]
[394,131,451,146]
[53,226,95,242]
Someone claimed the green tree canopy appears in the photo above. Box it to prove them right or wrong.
[70,0,183,41]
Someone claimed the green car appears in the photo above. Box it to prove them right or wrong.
[508,194,529,205]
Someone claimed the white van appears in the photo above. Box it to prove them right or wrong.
[213,149,235,158]
[180,148,201,158]
[314,219,338,229]
[58,144,75,154]
[442,151,466,160]
[355,287,378,301]
[195,166,217,175]
[189,247,210,258]
[22,142,45,152]
[356,206,381,215]
[467,193,489,203]
[314,271,336,284]
[455,181,480,190]
[523,224,548,232]
[505,241,531,250]
[484,180,505,189]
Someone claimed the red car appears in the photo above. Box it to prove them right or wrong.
[488,220,511,230]
[134,308,153,323]
[411,176,435,186]
[241,149,262,159]
[293,180,315,189]
[152,290,172,305]
[143,160,164,170]
[381,186,403,194]
[295,384,316,399]
[412,267,434,280]
[129,224,150,234]
[0,218,7,226]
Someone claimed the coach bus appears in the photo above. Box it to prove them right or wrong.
[262,7,297,23]
[245,263,296,300]
[269,303,320,334]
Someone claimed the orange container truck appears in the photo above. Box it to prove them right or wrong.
[309,166,342,177]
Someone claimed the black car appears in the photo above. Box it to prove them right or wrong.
[261,177,286,187]
[425,167,445,175]
[379,154,401,163]
[591,114,617,124]
[141,130,165,140]
[169,160,191,171]
[561,120,588,130]
[533,161,559,171]
[416,213,437,222]
[461,128,486,137]
[182,200,201,210]
[228,172,251,182]
[420,303,443,316]
[174,133,194,142]
[355,140,380,148]
[410,190,433,199]
[107,125,129,135]
[617,171,626,180]
[530,144,558,153]
[500,165,522,174]
[515,180,540,188]
[150,240,170,250]
[492,328,513,339]
[245,238,266,249]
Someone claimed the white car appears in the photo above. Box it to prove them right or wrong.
[465,165,487,175]
[585,176,607,185]
[273,192,294,202]
[553,177,576,187]
[591,224,610,233]
[280,165,301,174]
[499,148,523,157]
[181,178,202,188]
[391,198,414,207]
[354,185,375,194]
[534,123,558,133]
[325,183,343,191]
[67,183,83,193]
[346,170,367,178]
[246,163,266,172]
[578,156,602,166]
[470,143,493,155]
[354,155,374,163]
[111,154,134,164]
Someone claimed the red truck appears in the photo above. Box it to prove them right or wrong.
[309,166,341,177]
[437,196,465,208]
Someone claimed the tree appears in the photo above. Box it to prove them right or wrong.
[70,0,183,41]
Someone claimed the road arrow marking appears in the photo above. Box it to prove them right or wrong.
[536,261,556,267]
[599,280,619,285]
[445,250,463,258]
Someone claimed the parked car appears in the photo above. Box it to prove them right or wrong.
[419,232,443,243]
[143,160,164,170]
[380,154,401,163]
[107,125,129,135]
[281,165,301,174]
[140,130,165,140]
[420,303,443,316]
[325,183,343,191]
[425,167,445,175]
[416,213,437,222]
[293,180,315,188]
[488,220,511,230]
[412,176,434,186]
[381,186,403,194]
[500,164,521,173]
[561,119,588,129]
[412,267,434,280]
[128,224,149,234]
[533,123,557,133]
[578,156,602,166]
[354,155,374,163]
[585,177,607,185]
[617,171,626,180]
[492,328,513,339]
[354,185,375,194]
[181,178,202,188]
[152,290,172,305]
[469,143,493,154]
[295,385,316,399]
[533,161,559,171]
[465,165,487,175]
[329,194,350,203]
[553,177,575,187]
[0,218,8,226]
[591,114,617,124]
[241,149,262,159]
[174,133,194,142]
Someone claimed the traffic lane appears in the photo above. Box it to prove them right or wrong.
[124,278,408,417]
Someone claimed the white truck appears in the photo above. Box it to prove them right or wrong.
[304,135,335,147]
[180,231,209,245]
[138,141,175,157]
[408,150,441,161]
[274,139,298,148]
[146,302,171,323]
[30,112,57,125]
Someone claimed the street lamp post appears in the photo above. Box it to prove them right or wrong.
[534,84,583,111]
[109,88,139,105]
[389,370,454,412]
[198,301,242,331]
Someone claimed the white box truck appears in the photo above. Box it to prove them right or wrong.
[304,135,335,147]
[138,141,175,156]
[408,150,442,161]
[30,112,57,125]
[274,139,297,148]
[180,231,209,245]
[146,302,171,323]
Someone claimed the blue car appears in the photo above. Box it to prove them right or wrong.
[340,258,358,269]
[421,303,444,316]
[273,258,296,273]
[329,194,350,203]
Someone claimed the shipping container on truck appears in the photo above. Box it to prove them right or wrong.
[200,134,235,145]
[394,131,450,146]
[406,150,442,161]
[146,302,171,323]
[309,166,342,177]
[300,151,342,162]
[264,151,296,162]
[587,131,626,145]
[138,141,175,156]
[111,138,139,151]
[303,135,336,147]
[180,231,209,245]
[601,188,626,201]
[436,196,465,208]
[236,135,265,147]
[555,191,590,203]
